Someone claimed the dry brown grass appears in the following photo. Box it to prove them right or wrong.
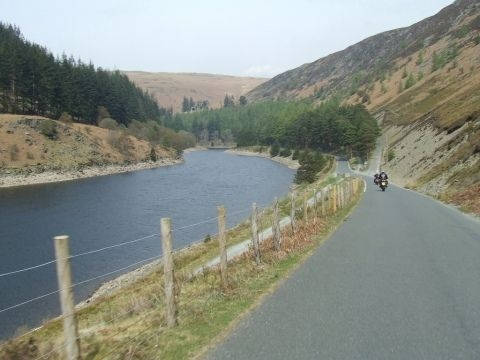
[124,72,267,112]
[446,183,480,215]
[0,114,175,172]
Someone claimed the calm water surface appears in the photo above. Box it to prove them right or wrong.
[0,150,294,339]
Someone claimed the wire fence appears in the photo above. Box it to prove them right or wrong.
[1,175,364,359]
[0,205,260,316]
[0,207,256,279]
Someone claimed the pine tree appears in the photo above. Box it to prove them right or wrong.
[0,23,167,124]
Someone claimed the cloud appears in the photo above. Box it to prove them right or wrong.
[242,65,282,78]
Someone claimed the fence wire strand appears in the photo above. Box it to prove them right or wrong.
[0,254,163,315]
[0,233,159,279]
[0,206,254,279]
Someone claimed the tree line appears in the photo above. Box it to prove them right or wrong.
[182,97,209,112]
[0,23,169,126]
[171,99,379,161]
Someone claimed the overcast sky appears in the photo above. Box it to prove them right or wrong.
[1,0,454,77]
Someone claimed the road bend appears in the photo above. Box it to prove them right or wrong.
[207,162,480,359]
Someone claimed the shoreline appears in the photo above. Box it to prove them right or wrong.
[0,158,183,189]
[0,146,300,338]
[182,145,208,154]
[225,148,300,169]
[0,145,211,189]
[80,148,298,306]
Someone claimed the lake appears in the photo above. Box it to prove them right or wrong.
[0,150,294,340]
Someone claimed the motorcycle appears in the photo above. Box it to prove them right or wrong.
[379,179,388,191]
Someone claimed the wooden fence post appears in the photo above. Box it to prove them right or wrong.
[161,218,177,327]
[332,185,337,213]
[272,197,281,251]
[338,183,342,209]
[326,186,331,215]
[320,189,326,217]
[303,191,308,223]
[347,181,351,203]
[53,235,81,360]
[347,180,351,202]
[313,189,317,224]
[338,184,343,209]
[217,206,227,288]
[251,203,261,265]
[290,192,296,233]
[339,184,343,209]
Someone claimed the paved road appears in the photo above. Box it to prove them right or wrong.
[207,163,480,359]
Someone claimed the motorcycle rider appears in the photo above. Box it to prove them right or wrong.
[374,173,380,185]
[379,171,388,181]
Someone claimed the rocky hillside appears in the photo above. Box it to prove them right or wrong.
[0,115,176,181]
[247,0,480,213]
[124,71,267,112]
[248,0,479,102]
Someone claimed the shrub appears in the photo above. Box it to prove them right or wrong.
[431,45,459,72]
[98,118,119,130]
[107,130,132,157]
[388,149,395,162]
[39,119,57,139]
[279,148,292,157]
[294,152,327,184]
[96,106,111,123]
[454,25,470,38]
[405,73,417,89]
[475,36,480,45]
[58,112,73,123]
[8,144,19,161]
[416,51,424,65]
[126,120,195,151]
[270,141,280,157]
[26,151,34,160]
[149,147,157,162]
[292,149,300,160]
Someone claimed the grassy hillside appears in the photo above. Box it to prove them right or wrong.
[246,0,480,213]
[0,114,176,175]
[125,71,267,112]
[247,0,480,104]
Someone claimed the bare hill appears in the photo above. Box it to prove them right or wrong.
[247,0,480,213]
[124,72,267,112]
[0,114,177,186]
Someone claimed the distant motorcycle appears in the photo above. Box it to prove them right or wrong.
[379,179,388,192]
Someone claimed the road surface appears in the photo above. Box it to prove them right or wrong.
[207,162,480,359]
